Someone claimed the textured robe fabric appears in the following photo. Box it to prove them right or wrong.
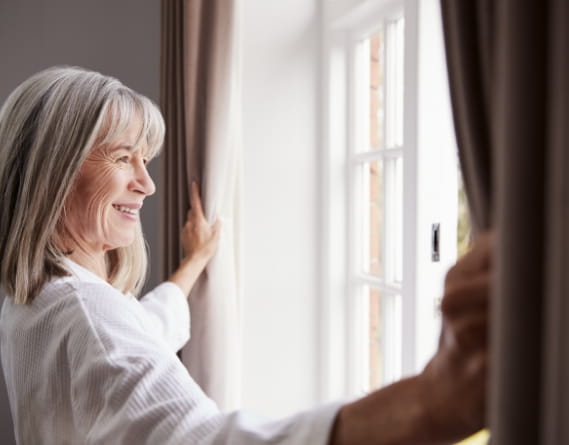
[0,260,340,444]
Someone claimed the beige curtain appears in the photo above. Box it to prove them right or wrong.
[160,0,242,411]
[441,0,569,443]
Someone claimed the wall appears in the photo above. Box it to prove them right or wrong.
[0,1,160,443]
[0,0,163,288]
[241,0,322,417]
[0,0,324,439]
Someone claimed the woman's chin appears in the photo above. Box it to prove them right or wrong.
[102,238,135,251]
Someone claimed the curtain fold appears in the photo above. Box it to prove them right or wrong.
[441,0,568,443]
[541,0,569,441]
[161,0,242,411]
[439,0,494,233]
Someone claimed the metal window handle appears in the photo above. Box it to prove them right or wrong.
[432,223,440,262]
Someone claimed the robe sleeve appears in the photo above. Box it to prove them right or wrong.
[138,282,190,352]
[68,282,341,444]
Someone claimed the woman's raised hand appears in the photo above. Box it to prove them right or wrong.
[168,182,221,295]
[181,182,221,263]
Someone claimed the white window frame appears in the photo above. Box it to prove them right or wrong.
[349,15,406,392]
[320,0,459,402]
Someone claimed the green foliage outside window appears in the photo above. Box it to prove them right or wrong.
[457,171,471,258]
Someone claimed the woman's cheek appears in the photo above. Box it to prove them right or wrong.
[83,163,120,234]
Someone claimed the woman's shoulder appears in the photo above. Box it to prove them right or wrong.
[1,279,135,352]
[32,279,150,355]
[51,279,141,327]
[2,278,140,341]
[36,278,131,312]
[1,279,111,318]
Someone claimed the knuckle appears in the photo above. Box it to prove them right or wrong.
[465,351,487,380]
[444,267,458,288]
[440,287,462,316]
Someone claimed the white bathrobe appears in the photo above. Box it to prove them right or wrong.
[0,260,340,444]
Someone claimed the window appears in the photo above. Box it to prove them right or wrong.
[351,21,405,390]
[321,0,460,399]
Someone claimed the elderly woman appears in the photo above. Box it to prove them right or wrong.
[0,67,491,445]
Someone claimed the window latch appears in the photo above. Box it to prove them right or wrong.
[432,223,440,262]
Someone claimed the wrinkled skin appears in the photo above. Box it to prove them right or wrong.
[61,118,155,275]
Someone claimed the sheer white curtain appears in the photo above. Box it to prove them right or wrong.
[161,0,242,411]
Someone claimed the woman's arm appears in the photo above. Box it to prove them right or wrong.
[167,182,221,296]
[330,232,492,445]
[138,183,218,350]
[70,283,340,445]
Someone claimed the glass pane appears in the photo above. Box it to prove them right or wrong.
[369,287,383,389]
[369,288,402,389]
[385,18,405,149]
[357,19,404,152]
[369,31,385,151]
[394,18,404,147]
[363,161,383,277]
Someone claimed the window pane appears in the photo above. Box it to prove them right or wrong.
[362,157,402,281]
[359,19,404,152]
[368,287,402,389]
[394,18,404,146]
[385,18,405,149]
[369,31,385,151]
[369,287,383,389]
[363,160,383,277]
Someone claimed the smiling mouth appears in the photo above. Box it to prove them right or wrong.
[112,204,139,216]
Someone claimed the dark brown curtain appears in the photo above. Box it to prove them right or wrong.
[442,0,569,443]
[161,0,242,410]
[161,0,188,271]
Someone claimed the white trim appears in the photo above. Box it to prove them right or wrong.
[384,157,396,282]
[352,147,403,163]
[327,0,403,34]
[382,291,403,384]
[412,0,458,372]
[400,0,419,378]
[346,37,362,394]
[319,25,350,402]
[355,274,402,295]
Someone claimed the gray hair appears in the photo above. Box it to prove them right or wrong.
[0,66,165,304]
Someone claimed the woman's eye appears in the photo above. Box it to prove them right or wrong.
[117,156,130,164]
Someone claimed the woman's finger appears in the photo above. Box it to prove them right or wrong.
[443,313,488,351]
[212,219,222,238]
[189,181,205,219]
[445,231,494,287]
[442,272,491,317]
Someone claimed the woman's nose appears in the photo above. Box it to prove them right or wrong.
[132,162,156,196]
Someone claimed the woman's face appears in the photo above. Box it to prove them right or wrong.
[62,118,155,255]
